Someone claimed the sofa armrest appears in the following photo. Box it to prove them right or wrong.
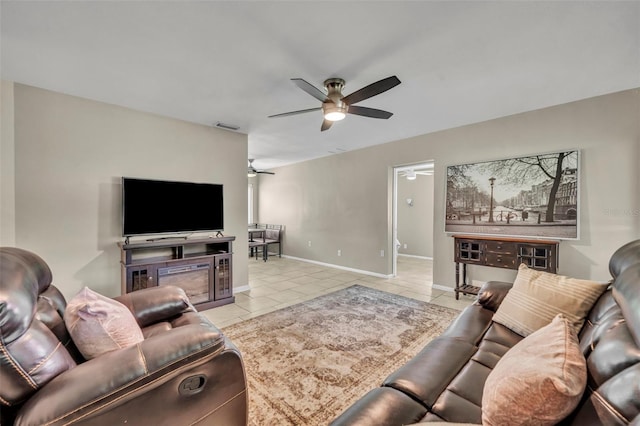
[114,285,196,328]
[15,322,228,425]
[475,281,513,312]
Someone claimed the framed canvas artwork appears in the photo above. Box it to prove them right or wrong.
[445,150,579,239]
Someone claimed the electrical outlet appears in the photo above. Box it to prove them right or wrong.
[380,250,385,257]
[337,249,341,256]
[308,241,312,247]
[403,243,407,249]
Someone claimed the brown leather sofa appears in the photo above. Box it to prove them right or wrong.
[331,239,640,425]
[0,247,247,425]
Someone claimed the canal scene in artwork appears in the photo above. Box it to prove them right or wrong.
[445,151,578,239]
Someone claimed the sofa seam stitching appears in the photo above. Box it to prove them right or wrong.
[28,341,64,375]
[0,340,38,390]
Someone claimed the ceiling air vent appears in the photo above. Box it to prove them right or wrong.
[214,122,240,131]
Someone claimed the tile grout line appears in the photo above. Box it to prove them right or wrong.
[203,256,474,327]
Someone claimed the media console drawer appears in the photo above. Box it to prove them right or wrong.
[484,241,516,253]
[484,252,516,269]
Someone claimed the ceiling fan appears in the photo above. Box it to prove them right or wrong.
[248,159,274,177]
[400,169,433,180]
[269,76,401,131]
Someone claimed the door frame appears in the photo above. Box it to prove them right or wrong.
[392,161,435,276]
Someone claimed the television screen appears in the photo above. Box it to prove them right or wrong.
[122,177,224,237]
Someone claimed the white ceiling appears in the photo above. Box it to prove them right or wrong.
[2,1,639,170]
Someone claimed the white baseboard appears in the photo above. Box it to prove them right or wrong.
[234,284,250,293]
[282,255,393,279]
[251,254,457,293]
[397,254,433,260]
[432,284,455,293]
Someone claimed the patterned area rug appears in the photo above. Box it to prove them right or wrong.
[222,284,461,425]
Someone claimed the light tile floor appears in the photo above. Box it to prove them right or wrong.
[201,255,475,328]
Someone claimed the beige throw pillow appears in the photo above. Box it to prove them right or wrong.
[492,264,607,337]
[482,314,587,426]
[65,287,144,359]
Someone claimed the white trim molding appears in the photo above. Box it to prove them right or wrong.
[282,255,393,279]
[397,254,433,260]
[432,284,455,293]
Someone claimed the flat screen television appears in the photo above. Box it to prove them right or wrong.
[122,177,224,237]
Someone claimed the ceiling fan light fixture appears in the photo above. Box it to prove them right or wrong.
[248,170,257,177]
[269,76,400,131]
[323,103,347,122]
[406,170,417,180]
[325,111,346,121]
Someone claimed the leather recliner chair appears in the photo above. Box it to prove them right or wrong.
[0,247,248,425]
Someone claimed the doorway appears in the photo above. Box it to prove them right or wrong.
[392,162,435,277]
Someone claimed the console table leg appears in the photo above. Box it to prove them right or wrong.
[462,263,467,286]
[455,262,460,300]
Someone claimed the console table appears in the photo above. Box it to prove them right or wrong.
[453,235,559,300]
[118,236,235,311]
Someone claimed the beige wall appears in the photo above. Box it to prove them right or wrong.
[258,89,640,287]
[2,82,249,299]
[397,173,434,258]
[258,152,394,274]
[1,81,16,245]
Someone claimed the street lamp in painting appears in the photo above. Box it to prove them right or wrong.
[488,177,496,223]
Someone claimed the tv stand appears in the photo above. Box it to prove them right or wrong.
[118,236,235,311]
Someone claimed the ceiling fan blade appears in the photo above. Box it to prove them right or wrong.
[268,107,322,118]
[341,76,401,105]
[257,171,275,175]
[347,105,393,119]
[321,119,333,131]
[291,78,329,102]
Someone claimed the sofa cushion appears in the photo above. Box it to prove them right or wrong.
[0,248,77,407]
[482,314,587,426]
[492,264,608,337]
[65,287,144,359]
[439,304,494,345]
[609,239,640,278]
[329,387,428,426]
[475,281,513,312]
[383,337,477,408]
[426,322,522,424]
